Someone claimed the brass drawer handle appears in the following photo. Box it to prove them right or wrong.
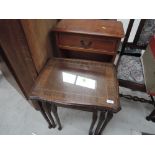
[80,40,92,48]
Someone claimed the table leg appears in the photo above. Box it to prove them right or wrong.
[146,95,155,122]
[98,111,113,135]
[94,111,106,135]
[39,102,53,129]
[42,102,56,128]
[89,111,98,135]
[51,104,62,130]
[146,109,155,122]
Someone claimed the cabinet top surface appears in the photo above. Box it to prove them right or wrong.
[30,58,120,112]
[53,19,124,38]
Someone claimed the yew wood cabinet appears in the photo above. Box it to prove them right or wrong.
[0,19,58,128]
[52,20,124,62]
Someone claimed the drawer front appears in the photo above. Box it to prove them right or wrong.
[57,33,118,53]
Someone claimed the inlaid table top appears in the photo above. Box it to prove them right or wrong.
[29,58,120,112]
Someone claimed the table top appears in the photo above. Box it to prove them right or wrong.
[53,19,124,38]
[29,58,120,112]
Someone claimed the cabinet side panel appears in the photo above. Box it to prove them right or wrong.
[0,20,37,97]
[0,46,23,95]
[21,19,57,73]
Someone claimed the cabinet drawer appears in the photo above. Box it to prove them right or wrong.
[57,33,117,54]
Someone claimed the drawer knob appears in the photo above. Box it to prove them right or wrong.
[80,40,92,48]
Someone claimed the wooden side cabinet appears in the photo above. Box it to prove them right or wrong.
[0,19,58,128]
[0,19,57,110]
[53,20,124,62]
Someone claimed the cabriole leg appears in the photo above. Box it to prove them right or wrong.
[94,111,106,135]
[98,111,113,135]
[39,102,53,129]
[89,111,98,135]
[42,102,56,128]
[51,104,62,130]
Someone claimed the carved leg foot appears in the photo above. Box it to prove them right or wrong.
[98,111,113,135]
[89,111,98,135]
[94,111,106,135]
[51,104,62,130]
[42,102,56,128]
[39,102,53,129]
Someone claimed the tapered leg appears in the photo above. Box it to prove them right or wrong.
[94,111,106,135]
[98,111,113,135]
[42,102,56,128]
[89,111,98,135]
[51,104,62,130]
[39,102,53,129]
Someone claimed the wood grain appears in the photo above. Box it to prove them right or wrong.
[0,20,37,98]
[0,46,23,95]
[21,19,57,73]
[53,19,124,63]
[53,19,124,38]
[58,33,118,54]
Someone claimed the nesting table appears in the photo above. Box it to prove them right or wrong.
[52,19,124,63]
[29,58,120,134]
